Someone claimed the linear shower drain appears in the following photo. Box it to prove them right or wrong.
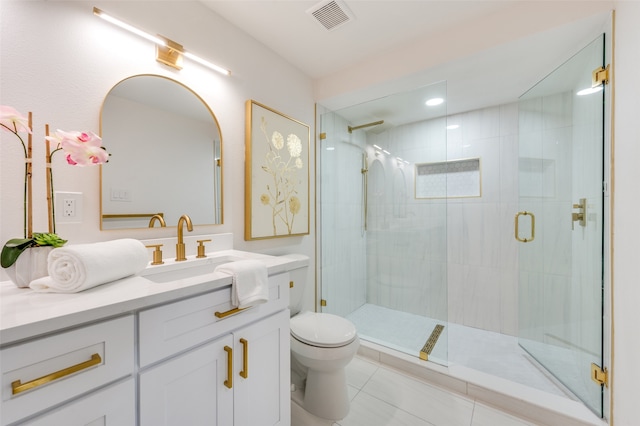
[419,324,445,361]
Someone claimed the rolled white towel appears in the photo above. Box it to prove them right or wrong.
[215,260,269,309]
[29,239,149,293]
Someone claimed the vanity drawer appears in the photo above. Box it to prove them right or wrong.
[20,378,135,426]
[139,272,289,367]
[0,315,134,426]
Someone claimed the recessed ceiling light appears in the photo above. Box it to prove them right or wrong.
[577,86,603,96]
[446,124,460,130]
[425,98,444,106]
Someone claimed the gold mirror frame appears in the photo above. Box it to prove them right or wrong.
[99,74,223,230]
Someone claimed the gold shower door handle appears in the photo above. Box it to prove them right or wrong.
[239,338,248,379]
[515,211,535,243]
[224,346,233,389]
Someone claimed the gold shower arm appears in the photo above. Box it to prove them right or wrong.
[348,120,384,133]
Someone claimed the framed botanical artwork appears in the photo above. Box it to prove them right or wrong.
[245,100,310,240]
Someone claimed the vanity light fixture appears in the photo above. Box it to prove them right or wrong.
[93,7,231,76]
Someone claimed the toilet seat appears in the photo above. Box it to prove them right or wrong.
[290,312,357,348]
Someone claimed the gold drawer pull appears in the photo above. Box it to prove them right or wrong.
[224,346,233,389]
[11,353,102,395]
[239,338,248,379]
[215,307,247,319]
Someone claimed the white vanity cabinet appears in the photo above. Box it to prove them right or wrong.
[0,250,301,426]
[0,316,135,426]
[138,272,291,426]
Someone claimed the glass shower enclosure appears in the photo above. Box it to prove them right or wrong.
[317,33,607,418]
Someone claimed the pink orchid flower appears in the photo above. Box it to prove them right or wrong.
[46,130,109,167]
[0,105,32,135]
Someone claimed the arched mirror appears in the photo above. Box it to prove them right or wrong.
[100,75,222,230]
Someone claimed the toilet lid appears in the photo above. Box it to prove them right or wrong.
[290,312,357,348]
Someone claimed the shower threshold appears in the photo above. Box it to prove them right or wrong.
[347,304,606,426]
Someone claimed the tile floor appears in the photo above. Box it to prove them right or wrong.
[291,355,538,426]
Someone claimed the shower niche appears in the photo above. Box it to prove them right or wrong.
[415,158,481,199]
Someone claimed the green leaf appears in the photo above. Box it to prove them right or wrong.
[32,233,67,248]
[1,238,37,268]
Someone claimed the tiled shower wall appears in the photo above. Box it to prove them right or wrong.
[446,103,520,336]
[322,101,587,336]
[365,103,521,335]
[323,96,585,337]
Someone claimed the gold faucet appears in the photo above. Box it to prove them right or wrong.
[176,214,193,261]
[148,214,166,228]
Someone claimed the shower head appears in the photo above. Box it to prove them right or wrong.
[348,120,384,133]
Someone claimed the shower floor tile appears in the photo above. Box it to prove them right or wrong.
[346,303,572,398]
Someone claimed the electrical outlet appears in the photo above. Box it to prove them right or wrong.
[63,199,76,217]
[56,192,83,224]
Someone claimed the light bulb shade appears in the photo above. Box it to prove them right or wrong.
[94,7,166,46]
[184,51,231,75]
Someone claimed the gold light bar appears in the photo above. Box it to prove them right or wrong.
[184,52,230,76]
[93,7,230,76]
[93,7,166,46]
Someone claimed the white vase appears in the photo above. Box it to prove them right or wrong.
[6,246,53,288]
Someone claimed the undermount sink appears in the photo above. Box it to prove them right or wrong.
[140,255,242,283]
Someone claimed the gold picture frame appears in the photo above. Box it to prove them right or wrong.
[245,100,310,240]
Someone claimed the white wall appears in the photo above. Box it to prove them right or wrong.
[611,3,640,425]
[0,1,316,312]
[355,102,518,335]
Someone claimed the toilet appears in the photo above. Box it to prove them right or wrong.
[285,255,359,421]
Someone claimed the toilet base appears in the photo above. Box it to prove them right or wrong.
[301,368,350,420]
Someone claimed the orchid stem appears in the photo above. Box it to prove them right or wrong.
[1,122,29,238]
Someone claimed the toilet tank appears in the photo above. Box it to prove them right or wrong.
[279,254,309,316]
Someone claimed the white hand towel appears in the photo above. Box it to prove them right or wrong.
[215,260,269,309]
[29,239,149,293]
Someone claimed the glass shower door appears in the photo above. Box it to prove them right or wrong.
[517,35,605,415]
[318,81,449,366]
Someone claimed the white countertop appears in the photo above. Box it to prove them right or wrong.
[0,249,308,347]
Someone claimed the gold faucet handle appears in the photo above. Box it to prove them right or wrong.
[145,244,164,265]
[196,239,212,258]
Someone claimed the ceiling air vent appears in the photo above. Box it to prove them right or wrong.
[307,0,354,31]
